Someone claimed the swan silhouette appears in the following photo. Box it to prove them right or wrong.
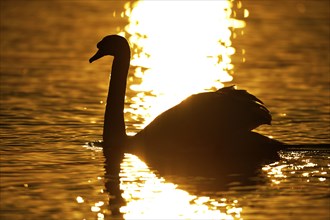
[89,35,285,177]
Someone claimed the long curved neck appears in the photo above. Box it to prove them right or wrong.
[103,52,130,148]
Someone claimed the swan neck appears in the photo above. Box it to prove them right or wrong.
[103,53,130,147]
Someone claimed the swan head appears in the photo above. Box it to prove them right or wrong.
[89,35,130,63]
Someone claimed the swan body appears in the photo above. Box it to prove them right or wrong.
[133,85,272,148]
[90,35,284,178]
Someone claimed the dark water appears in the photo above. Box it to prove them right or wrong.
[0,0,329,219]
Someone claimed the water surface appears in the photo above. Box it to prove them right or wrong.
[0,0,329,219]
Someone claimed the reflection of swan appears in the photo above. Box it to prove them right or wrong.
[90,35,285,177]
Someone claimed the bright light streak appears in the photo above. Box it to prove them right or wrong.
[120,0,247,128]
[76,196,84,203]
[108,1,249,218]
[119,154,240,219]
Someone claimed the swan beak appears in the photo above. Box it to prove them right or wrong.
[89,50,104,63]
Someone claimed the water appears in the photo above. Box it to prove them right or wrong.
[0,0,329,219]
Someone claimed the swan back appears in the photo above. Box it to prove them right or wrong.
[132,86,273,153]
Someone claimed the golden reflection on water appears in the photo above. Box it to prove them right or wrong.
[263,151,329,185]
[119,154,242,219]
[103,0,249,218]
[120,0,247,129]
[82,143,244,219]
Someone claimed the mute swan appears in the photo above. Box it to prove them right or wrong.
[89,35,285,176]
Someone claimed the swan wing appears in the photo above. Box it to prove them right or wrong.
[215,86,272,129]
[133,86,272,150]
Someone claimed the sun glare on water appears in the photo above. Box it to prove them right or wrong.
[105,1,249,219]
[120,0,247,129]
[119,154,242,219]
